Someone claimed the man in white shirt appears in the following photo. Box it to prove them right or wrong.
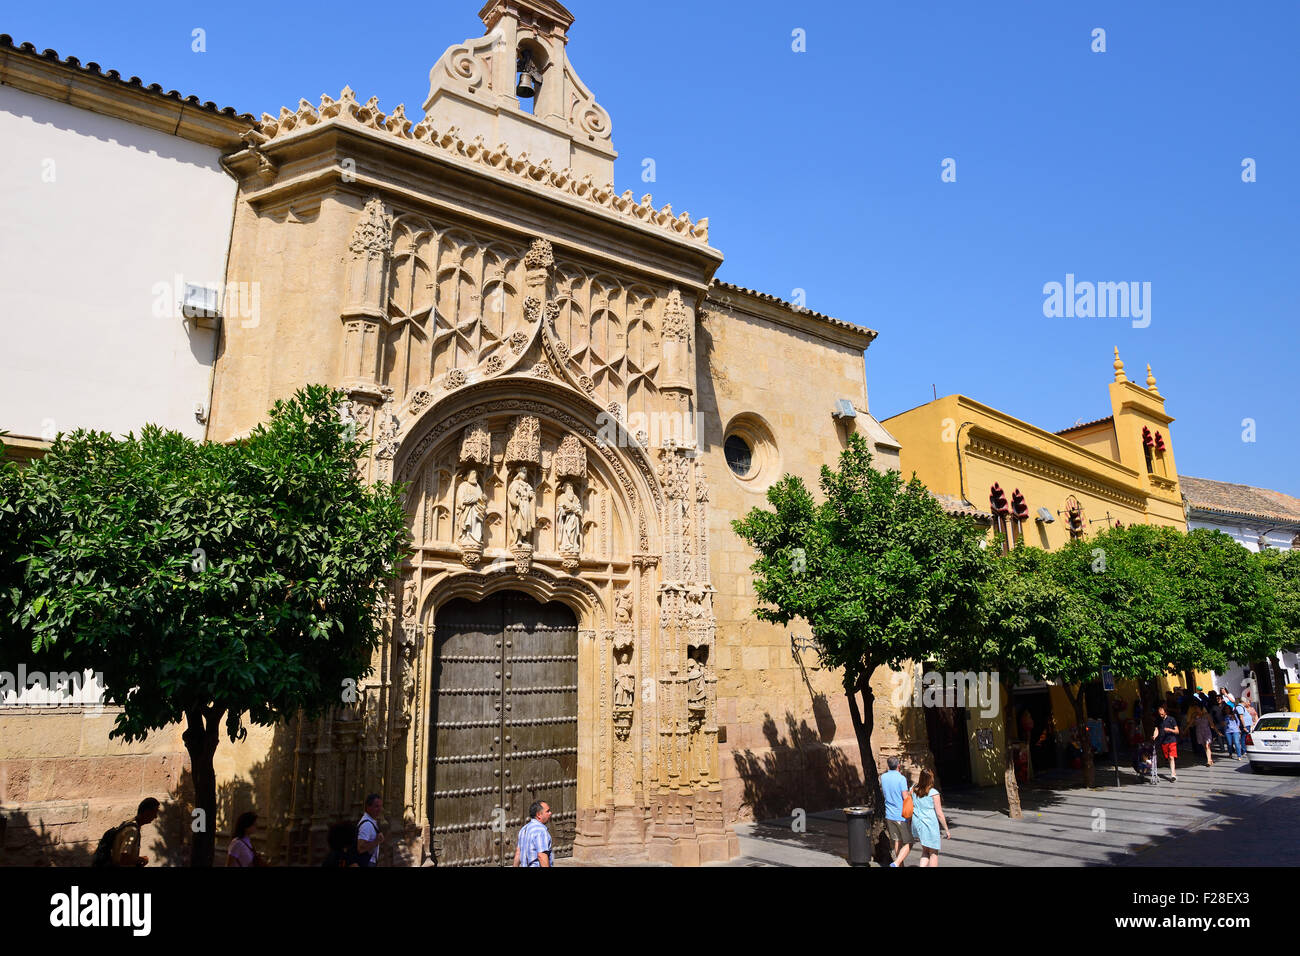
[356,793,384,866]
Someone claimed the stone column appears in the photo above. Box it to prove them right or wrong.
[340,196,393,408]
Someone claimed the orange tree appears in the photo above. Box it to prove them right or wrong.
[0,386,407,866]
[732,433,991,846]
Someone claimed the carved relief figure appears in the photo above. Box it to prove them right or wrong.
[614,588,633,625]
[508,468,536,547]
[556,481,582,552]
[455,469,487,546]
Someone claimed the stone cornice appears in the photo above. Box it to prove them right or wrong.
[1117,395,1175,426]
[0,35,253,150]
[965,433,1147,512]
[230,124,722,292]
[955,396,1142,481]
[237,87,710,246]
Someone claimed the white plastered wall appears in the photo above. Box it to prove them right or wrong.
[0,84,236,441]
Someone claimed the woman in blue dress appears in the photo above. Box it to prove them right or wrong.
[910,769,951,867]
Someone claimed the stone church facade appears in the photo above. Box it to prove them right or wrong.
[2,1,916,866]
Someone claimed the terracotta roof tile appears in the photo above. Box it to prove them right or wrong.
[932,492,992,522]
[1055,415,1114,435]
[0,34,254,120]
[709,280,878,339]
[1181,475,1300,526]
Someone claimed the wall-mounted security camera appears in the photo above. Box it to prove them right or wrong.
[831,399,857,420]
[1036,507,1055,523]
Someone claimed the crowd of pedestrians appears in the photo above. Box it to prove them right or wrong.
[1137,686,1257,783]
[87,787,558,868]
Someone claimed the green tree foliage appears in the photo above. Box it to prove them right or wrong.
[0,385,408,865]
[732,433,991,834]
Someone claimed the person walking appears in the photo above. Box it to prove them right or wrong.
[1193,706,1213,766]
[226,811,267,867]
[1242,697,1259,729]
[1201,697,1222,754]
[356,793,384,867]
[513,800,554,867]
[879,757,913,867]
[1223,700,1245,760]
[909,769,950,868]
[1152,705,1179,782]
[93,797,160,867]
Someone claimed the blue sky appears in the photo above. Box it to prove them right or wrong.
[8,1,1298,493]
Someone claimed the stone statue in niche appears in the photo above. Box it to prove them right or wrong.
[613,644,635,711]
[556,482,582,553]
[508,468,536,548]
[686,648,707,713]
[456,469,487,546]
[400,625,417,711]
[401,577,417,621]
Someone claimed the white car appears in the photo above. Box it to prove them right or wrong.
[1245,711,1300,772]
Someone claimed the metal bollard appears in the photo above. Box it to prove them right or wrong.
[844,806,872,867]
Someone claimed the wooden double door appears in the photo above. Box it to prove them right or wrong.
[429,592,578,866]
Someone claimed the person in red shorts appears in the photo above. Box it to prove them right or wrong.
[1151,704,1180,782]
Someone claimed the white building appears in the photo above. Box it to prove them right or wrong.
[0,35,251,459]
[1181,475,1300,708]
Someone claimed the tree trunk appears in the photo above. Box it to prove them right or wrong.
[1068,686,1095,788]
[182,706,223,868]
[1003,689,1023,818]
[844,668,892,864]
[1138,679,1155,739]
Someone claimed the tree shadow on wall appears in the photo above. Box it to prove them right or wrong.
[732,708,864,822]
[0,807,95,867]
[0,798,190,868]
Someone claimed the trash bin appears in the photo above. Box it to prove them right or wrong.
[844,806,872,867]
[1287,683,1300,713]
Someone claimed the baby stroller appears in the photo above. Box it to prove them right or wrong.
[1132,743,1155,782]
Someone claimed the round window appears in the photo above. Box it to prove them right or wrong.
[724,434,753,477]
[722,414,779,488]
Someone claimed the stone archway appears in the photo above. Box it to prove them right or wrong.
[427,591,578,867]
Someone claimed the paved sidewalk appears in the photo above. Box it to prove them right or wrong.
[725,760,1300,866]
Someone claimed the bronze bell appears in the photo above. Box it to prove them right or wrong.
[516,48,539,99]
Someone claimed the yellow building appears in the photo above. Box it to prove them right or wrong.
[882,349,1194,787]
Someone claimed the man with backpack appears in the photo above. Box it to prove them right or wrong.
[355,793,384,867]
[92,797,160,867]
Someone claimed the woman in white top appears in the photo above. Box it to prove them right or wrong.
[226,812,261,867]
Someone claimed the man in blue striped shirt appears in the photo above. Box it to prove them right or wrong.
[514,800,553,867]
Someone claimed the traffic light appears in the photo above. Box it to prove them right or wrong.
[1011,488,1029,522]
[989,483,1009,516]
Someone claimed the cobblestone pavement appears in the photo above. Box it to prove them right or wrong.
[723,759,1300,867]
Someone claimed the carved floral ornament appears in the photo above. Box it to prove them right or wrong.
[349,196,393,259]
[242,87,710,244]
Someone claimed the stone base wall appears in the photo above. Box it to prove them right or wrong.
[0,709,188,866]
